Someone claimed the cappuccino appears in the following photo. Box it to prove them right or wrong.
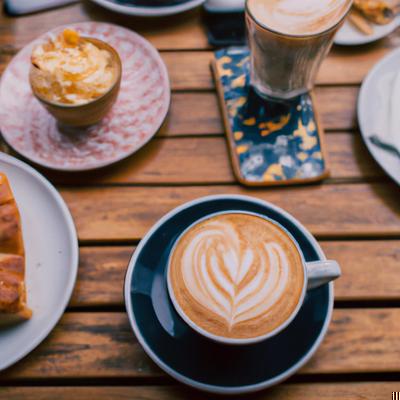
[168,213,304,340]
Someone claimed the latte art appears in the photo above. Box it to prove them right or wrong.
[247,0,351,35]
[169,213,305,340]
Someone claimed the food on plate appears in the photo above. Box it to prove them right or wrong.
[348,9,374,34]
[30,29,119,105]
[0,173,32,325]
[353,0,397,24]
[347,0,399,34]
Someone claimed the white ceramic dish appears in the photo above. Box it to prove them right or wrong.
[358,47,400,186]
[90,0,206,16]
[335,15,400,45]
[0,153,79,371]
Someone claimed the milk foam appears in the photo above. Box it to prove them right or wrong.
[247,0,351,35]
[181,219,291,331]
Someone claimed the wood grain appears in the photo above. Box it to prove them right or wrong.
[0,44,397,88]
[0,2,399,52]
[323,241,400,301]
[50,133,381,185]
[163,47,396,89]
[73,246,133,307]
[1,0,399,394]
[2,309,400,379]
[71,241,400,307]
[0,383,396,400]
[0,80,357,136]
[60,183,400,241]
[0,3,208,51]
[159,88,358,137]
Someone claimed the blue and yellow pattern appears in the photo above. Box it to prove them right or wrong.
[215,47,327,184]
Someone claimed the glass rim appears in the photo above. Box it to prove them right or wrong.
[245,0,353,39]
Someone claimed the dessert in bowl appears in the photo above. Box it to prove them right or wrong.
[29,29,122,127]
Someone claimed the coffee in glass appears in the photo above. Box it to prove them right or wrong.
[246,0,352,99]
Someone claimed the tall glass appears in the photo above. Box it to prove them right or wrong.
[245,0,352,100]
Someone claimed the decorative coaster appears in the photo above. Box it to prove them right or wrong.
[212,47,329,186]
[0,22,170,171]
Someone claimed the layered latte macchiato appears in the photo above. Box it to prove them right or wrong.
[247,0,351,35]
[168,213,305,340]
[246,0,352,99]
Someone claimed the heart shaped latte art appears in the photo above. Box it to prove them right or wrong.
[181,219,290,330]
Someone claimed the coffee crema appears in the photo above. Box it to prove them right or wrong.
[247,0,352,35]
[168,213,305,340]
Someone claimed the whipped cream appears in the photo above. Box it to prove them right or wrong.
[31,29,117,105]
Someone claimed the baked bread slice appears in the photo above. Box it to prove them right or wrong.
[0,173,31,324]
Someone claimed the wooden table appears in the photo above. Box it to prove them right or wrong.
[1,2,400,399]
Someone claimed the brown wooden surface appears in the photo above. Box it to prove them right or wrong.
[0,383,398,400]
[1,309,400,380]
[45,133,382,185]
[1,1,400,399]
[71,241,400,307]
[61,184,400,241]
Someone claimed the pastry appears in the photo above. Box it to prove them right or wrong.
[353,0,398,24]
[0,173,32,325]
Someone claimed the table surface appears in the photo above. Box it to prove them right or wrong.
[0,2,400,399]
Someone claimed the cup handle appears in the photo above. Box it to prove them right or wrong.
[305,260,341,290]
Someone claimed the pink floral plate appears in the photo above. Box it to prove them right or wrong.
[0,22,170,171]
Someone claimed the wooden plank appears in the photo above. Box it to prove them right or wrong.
[1,2,399,52]
[0,83,357,136]
[160,88,357,137]
[60,183,400,241]
[73,246,133,307]
[323,241,400,301]
[161,92,224,136]
[0,383,396,400]
[51,133,381,185]
[0,3,208,51]
[163,47,394,90]
[2,309,400,379]
[72,241,400,307]
[0,46,395,88]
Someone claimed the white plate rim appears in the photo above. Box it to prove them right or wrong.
[124,194,334,395]
[0,152,79,371]
[334,16,400,46]
[90,0,206,16]
[0,22,171,172]
[358,46,400,186]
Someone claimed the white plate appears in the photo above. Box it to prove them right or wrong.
[0,153,79,370]
[358,47,400,186]
[90,0,206,16]
[335,16,400,45]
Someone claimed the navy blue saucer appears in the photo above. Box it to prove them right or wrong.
[106,0,190,7]
[125,195,332,394]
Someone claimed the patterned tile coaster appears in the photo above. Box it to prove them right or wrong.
[212,47,330,186]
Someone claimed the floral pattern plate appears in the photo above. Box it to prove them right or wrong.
[0,22,170,171]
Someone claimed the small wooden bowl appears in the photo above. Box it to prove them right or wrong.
[29,37,122,127]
